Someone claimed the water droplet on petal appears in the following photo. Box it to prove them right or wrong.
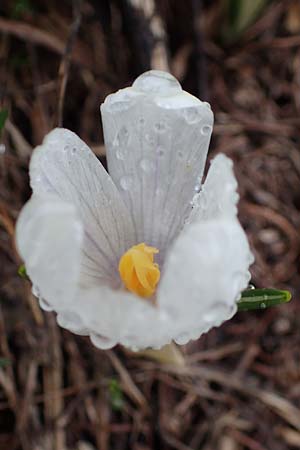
[32,285,40,298]
[116,149,125,160]
[0,144,6,154]
[133,70,182,94]
[120,175,133,191]
[157,146,165,157]
[154,120,168,133]
[201,125,212,135]
[145,133,155,145]
[175,333,190,345]
[118,126,129,146]
[39,298,53,311]
[140,158,155,173]
[90,333,116,349]
[186,160,192,170]
[58,311,83,329]
[182,107,202,124]
[105,93,133,112]
[113,127,129,160]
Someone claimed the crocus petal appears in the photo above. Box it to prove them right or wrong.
[158,217,252,345]
[58,284,171,350]
[16,194,83,310]
[29,128,135,286]
[101,70,213,261]
[59,217,252,350]
[188,153,240,224]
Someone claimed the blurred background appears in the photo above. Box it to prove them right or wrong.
[1,0,300,449]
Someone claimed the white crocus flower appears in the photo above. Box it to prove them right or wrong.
[16,70,253,350]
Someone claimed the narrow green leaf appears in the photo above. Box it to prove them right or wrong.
[0,109,8,133]
[108,378,124,411]
[237,288,292,311]
[10,0,34,19]
[0,357,11,368]
[222,0,269,43]
[18,264,28,280]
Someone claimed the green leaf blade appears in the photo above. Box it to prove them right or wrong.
[0,358,11,368]
[237,288,292,311]
[18,264,28,279]
[0,109,8,134]
[108,378,124,411]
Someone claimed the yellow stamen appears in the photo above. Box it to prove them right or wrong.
[119,243,160,298]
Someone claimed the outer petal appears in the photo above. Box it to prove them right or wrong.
[157,154,254,345]
[16,194,83,311]
[56,285,172,350]
[16,195,172,350]
[55,217,252,350]
[188,153,239,223]
[29,128,135,287]
[101,70,213,262]
[157,218,252,345]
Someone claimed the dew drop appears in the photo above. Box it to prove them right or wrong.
[116,149,125,160]
[120,175,133,190]
[260,302,266,309]
[39,298,53,311]
[0,144,6,154]
[186,160,192,170]
[182,107,202,124]
[175,333,190,345]
[154,120,168,133]
[90,333,116,349]
[118,126,129,146]
[132,70,181,94]
[107,99,133,113]
[72,147,77,154]
[201,125,212,135]
[145,133,155,145]
[58,311,83,329]
[140,158,155,173]
[32,285,40,298]
[157,146,165,157]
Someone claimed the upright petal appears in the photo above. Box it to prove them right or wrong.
[101,70,213,261]
[16,195,83,311]
[188,154,240,223]
[158,217,252,345]
[29,128,135,286]
[157,154,254,344]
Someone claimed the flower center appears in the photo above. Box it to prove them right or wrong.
[118,243,160,298]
